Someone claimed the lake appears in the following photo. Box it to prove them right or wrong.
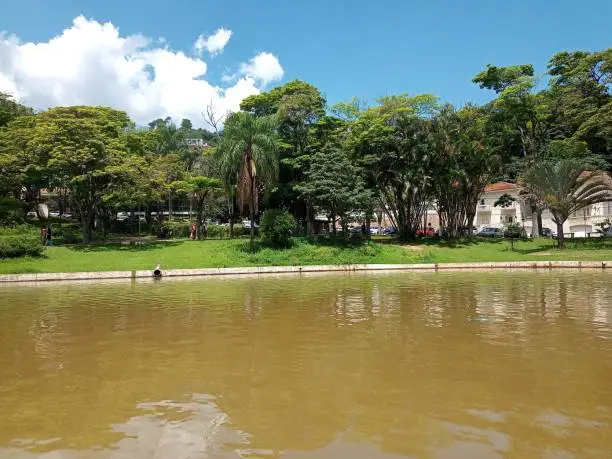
[0,271,611,458]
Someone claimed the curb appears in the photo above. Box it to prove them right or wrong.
[0,261,610,283]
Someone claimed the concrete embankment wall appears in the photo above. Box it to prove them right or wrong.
[0,261,609,283]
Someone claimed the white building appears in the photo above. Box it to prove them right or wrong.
[473,181,612,237]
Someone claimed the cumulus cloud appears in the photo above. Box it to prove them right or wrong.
[239,52,284,85]
[0,17,284,126]
[194,28,232,56]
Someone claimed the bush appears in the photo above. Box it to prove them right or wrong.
[231,223,247,237]
[55,227,81,244]
[207,224,229,239]
[0,197,24,225]
[503,222,527,239]
[160,220,191,239]
[0,226,45,258]
[260,209,296,248]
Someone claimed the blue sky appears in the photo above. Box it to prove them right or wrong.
[1,0,611,122]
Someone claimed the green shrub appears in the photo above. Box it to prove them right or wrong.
[56,227,81,244]
[260,209,296,248]
[0,226,45,258]
[503,222,527,239]
[0,197,24,225]
[232,224,246,237]
[207,224,229,239]
[160,220,191,239]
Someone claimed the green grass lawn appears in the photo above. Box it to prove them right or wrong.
[3,236,612,274]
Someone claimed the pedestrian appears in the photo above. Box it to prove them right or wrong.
[40,227,47,245]
[190,223,196,240]
[46,224,52,246]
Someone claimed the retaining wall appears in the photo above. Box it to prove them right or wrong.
[0,260,609,283]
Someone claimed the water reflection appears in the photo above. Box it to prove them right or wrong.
[0,271,611,458]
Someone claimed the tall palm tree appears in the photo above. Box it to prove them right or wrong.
[215,112,279,245]
[520,158,612,248]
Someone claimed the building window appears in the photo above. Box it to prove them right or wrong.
[603,202,612,216]
[571,206,592,218]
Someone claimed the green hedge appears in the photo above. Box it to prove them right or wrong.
[0,226,45,258]
[159,221,247,239]
[161,221,191,238]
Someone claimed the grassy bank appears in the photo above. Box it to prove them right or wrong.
[2,237,612,274]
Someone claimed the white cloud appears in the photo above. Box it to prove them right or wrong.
[0,17,284,127]
[194,28,232,56]
[239,52,284,85]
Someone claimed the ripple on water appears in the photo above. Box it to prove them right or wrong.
[0,271,611,458]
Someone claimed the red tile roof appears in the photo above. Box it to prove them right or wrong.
[484,182,517,192]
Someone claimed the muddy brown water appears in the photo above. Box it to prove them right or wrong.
[0,271,611,458]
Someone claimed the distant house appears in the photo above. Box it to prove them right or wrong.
[473,180,612,236]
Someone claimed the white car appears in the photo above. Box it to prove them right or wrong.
[242,220,259,229]
[369,227,380,235]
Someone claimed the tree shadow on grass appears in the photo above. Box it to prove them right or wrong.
[66,240,183,253]
[237,241,264,254]
[418,237,504,249]
[303,235,369,248]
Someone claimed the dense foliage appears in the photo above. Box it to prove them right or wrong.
[0,47,611,251]
[260,209,296,248]
[0,226,45,258]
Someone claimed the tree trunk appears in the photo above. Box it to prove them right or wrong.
[306,202,314,237]
[81,211,93,244]
[537,211,543,236]
[169,195,173,221]
[531,205,540,238]
[365,210,372,241]
[228,196,234,239]
[249,177,255,247]
[196,210,203,240]
[331,214,337,237]
[556,221,565,249]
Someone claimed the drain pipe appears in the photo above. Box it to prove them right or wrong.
[153,264,162,278]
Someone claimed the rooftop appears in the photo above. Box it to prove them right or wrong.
[483,182,517,193]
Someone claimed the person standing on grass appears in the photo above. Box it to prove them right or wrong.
[46,224,52,246]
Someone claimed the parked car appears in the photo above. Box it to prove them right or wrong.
[600,227,612,237]
[541,228,553,237]
[478,227,503,237]
[382,227,398,235]
[369,226,380,235]
[242,220,259,229]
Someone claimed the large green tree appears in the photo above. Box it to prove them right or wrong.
[296,145,371,236]
[547,49,612,162]
[0,92,33,128]
[28,106,138,242]
[216,112,279,245]
[430,104,499,238]
[188,175,221,239]
[474,63,555,237]
[350,94,439,240]
[241,80,326,227]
